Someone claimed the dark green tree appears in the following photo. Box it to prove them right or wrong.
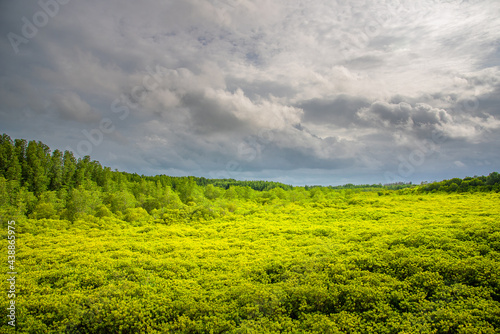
[62,150,77,188]
[74,156,92,186]
[25,141,50,195]
[49,149,63,190]
[177,177,202,204]
[0,134,13,177]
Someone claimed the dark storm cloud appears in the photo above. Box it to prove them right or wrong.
[298,95,371,127]
[181,92,249,135]
[51,92,102,123]
[358,101,452,127]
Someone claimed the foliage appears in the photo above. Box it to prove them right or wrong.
[418,173,500,193]
[1,135,500,333]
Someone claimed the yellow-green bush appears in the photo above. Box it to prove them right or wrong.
[1,191,500,333]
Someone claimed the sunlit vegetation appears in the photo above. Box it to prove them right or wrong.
[1,134,500,333]
[418,173,500,193]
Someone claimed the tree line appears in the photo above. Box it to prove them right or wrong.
[1,134,499,222]
[417,173,500,193]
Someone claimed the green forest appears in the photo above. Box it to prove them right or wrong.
[1,134,500,333]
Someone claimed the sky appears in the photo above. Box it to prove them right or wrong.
[1,0,499,186]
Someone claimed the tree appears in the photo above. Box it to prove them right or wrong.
[92,163,108,188]
[14,139,27,185]
[62,150,76,188]
[270,187,288,200]
[65,186,102,220]
[25,141,50,195]
[0,135,22,182]
[49,149,63,190]
[105,190,137,213]
[0,177,9,208]
[204,184,222,200]
[224,186,238,200]
[236,186,254,200]
[75,156,92,186]
[29,202,58,219]
[10,185,37,216]
[5,156,22,182]
[310,188,326,202]
[177,177,202,204]
[289,188,307,203]
[486,172,499,186]
[0,134,13,177]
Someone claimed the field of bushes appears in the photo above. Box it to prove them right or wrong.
[1,135,500,333]
[2,191,500,333]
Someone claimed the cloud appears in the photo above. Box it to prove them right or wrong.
[0,76,44,111]
[357,101,453,127]
[297,94,371,127]
[1,0,500,185]
[51,92,101,123]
